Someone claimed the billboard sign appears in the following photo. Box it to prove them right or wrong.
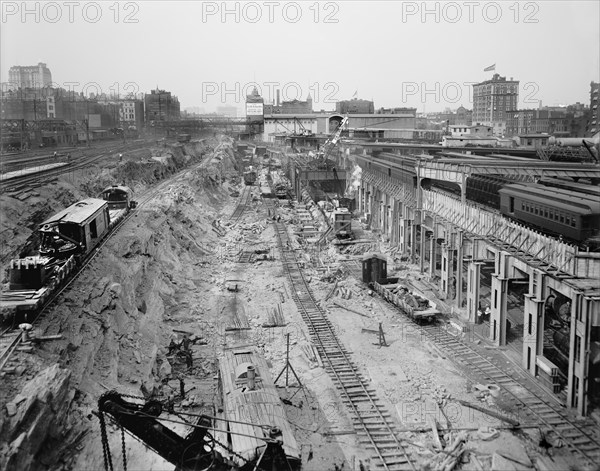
[246,102,264,116]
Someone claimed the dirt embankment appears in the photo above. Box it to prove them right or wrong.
[0,136,240,470]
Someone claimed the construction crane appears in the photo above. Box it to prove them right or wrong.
[318,116,348,160]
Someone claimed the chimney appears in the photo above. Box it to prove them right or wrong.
[247,365,256,390]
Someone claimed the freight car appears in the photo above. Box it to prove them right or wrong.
[498,183,600,247]
[332,209,354,239]
[243,167,257,185]
[1,187,136,316]
[362,253,440,322]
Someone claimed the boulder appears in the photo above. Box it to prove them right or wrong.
[0,364,72,471]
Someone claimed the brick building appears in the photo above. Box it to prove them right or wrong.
[472,74,519,136]
[144,89,181,122]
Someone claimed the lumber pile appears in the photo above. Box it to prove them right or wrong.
[428,431,468,471]
[263,303,286,327]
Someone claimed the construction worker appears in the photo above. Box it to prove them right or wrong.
[179,377,185,399]
[185,350,193,369]
[181,335,191,352]
[168,338,179,355]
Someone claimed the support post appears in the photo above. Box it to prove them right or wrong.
[466,261,483,323]
[456,230,464,309]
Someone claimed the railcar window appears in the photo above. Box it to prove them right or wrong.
[90,220,98,239]
[560,214,565,224]
[535,207,539,215]
[544,209,548,218]
[571,218,577,227]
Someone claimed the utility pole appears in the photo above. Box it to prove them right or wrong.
[86,99,90,147]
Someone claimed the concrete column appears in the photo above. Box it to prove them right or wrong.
[382,193,389,235]
[399,218,409,255]
[419,228,426,274]
[387,196,394,241]
[466,261,483,323]
[456,231,464,309]
[410,221,417,265]
[490,274,509,346]
[429,234,436,280]
[358,184,363,213]
[523,269,547,375]
[523,295,544,374]
[440,242,454,300]
[391,199,397,243]
[567,292,595,416]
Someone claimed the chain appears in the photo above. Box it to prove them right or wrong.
[98,411,114,471]
[208,432,252,465]
[121,425,128,471]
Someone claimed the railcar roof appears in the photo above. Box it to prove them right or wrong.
[101,185,132,195]
[218,348,300,464]
[499,184,600,213]
[539,179,600,196]
[41,198,107,226]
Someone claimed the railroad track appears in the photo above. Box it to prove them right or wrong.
[229,185,252,223]
[1,141,151,193]
[0,156,211,371]
[420,323,600,464]
[271,218,416,470]
[339,260,600,466]
[0,204,136,371]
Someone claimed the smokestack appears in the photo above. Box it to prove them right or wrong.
[276,90,280,107]
[247,365,256,390]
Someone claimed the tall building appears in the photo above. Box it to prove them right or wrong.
[144,89,180,122]
[8,62,52,89]
[472,74,519,136]
[588,81,599,136]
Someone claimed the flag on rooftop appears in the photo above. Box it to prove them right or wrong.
[484,64,496,72]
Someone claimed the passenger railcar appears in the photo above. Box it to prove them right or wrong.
[499,183,600,244]
[215,347,301,470]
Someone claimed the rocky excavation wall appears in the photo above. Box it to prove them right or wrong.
[0,137,240,470]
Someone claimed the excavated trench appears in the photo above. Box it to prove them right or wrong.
[0,137,240,470]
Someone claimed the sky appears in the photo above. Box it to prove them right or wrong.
[1,1,599,114]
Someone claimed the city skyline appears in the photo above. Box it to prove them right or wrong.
[1,1,599,112]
